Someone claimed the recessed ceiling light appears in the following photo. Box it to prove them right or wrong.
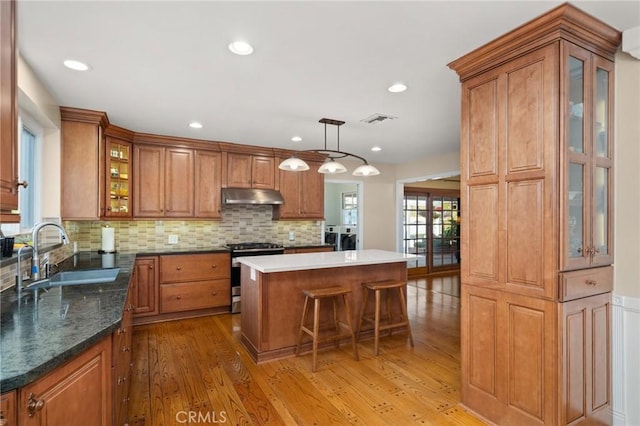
[291,136,302,142]
[228,41,254,55]
[189,121,203,129]
[63,59,90,71]
[388,83,407,93]
[371,146,382,152]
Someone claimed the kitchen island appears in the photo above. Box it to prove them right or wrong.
[237,249,418,363]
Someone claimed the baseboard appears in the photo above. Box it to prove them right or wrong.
[612,294,640,426]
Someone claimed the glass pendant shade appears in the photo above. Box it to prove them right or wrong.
[318,158,347,174]
[352,163,380,176]
[278,156,310,171]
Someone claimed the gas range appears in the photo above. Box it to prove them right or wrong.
[226,242,285,254]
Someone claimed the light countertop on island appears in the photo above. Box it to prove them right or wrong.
[236,249,419,273]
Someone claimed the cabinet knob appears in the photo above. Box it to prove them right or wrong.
[117,376,127,384]
[212,292,217,296]
[176,266,182,271]
[149,265,153,270]
[27,393,45,417]
[176,295,182,300]
[212,264,217,269]
[586,279,597,286]
[576,247,583,254]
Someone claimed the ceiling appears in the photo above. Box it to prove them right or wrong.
[17,1,640,166]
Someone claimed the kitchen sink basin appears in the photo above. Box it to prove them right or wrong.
[24,268,120,290]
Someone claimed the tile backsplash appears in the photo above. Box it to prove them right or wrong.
[1,205,322,291]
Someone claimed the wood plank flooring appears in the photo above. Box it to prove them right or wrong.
[128,273,484,425]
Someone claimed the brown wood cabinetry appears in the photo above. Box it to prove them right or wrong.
[60,108,109,220]
[1,390,17,426]
[226,152,276,189]
[285,246,334,254]
[112,289,134,426]
[105,135,132,218]
[17,335,112,426]
[131,256,158,317]
[133,145,194,217]
[158,253,231,315]
[274,160,324,219]
[449,4,620,425]
[194,150,222,218]
[0,0,20,223]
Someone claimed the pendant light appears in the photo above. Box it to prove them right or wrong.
[278,118,381,176]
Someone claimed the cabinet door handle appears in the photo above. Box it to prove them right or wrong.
[16,180,28,189]
[27,393,45,417]
[585,279,597,286]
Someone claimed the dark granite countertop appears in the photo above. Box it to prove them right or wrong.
[0,252,135,391]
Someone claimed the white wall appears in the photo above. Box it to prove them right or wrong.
[17,54,62,219]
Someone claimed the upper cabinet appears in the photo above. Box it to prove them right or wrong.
[194,150,222,219]
[60,108,109,220]
[225,152,276,189]
[274,159,324,220]
[133,145,194,218]
[562,45,614,270]
[0,0,21,223]
[105,132,132,218]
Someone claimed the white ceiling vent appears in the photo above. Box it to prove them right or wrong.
[360,113,398,124]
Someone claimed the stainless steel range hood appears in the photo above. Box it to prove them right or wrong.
[222,188,285,205]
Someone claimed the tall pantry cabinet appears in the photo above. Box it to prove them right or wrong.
[448,4,620,425]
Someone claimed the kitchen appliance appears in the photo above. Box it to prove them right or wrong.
[227,242,285,313]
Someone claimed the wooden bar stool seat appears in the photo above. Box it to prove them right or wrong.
[356,279,414,356]
[295,286,359,372]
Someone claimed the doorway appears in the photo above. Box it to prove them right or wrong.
[324,181,362,250]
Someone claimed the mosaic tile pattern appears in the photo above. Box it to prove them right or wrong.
[1,205,322,291]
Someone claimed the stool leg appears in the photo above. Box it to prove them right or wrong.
[333,296,340,348]
[296,296,310,356]
[312,298,320,372]
[385,288,393,337]
[397,286,414,348]
[342,293,359,361]
[374,289,381,356]
[356,288,369,342]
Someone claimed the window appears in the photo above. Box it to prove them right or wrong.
[1,112,41,235]
[403,193,428,267]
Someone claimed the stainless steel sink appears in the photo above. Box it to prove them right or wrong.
[24,268,120,291]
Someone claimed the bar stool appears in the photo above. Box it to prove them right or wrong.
[356,280,414,356]
[295,286,359,372]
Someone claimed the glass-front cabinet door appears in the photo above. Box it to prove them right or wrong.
[562,44,613,270]
[105,137,131,218]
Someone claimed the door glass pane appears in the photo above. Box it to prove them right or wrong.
[568,56,584,154]
[594,167,608,255]
[568,163,584,257]
[595,67,609,158]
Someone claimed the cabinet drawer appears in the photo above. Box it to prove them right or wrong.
[160,253,230,283]
[160,279,230,313]
[559,266,613,301]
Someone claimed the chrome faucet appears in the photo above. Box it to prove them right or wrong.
[15,244,33,300]
[31,222,71,281]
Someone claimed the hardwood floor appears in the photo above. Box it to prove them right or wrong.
[128,273,484,425]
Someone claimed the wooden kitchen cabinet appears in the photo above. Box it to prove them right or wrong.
[226,152,276,189]
[60,108,109,220]
[194,150,222,218]
[133,145,194,217]
[449,4,620,425]
[113,288,134,426]
[0,0,20,223]
[158,253,231,314]
[18,335,112,426]
[1,390,17,426]
[105,136,132,218]
[131,257,158,317]
[274,160,324,219]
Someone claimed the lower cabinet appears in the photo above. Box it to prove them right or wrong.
[284,246,335,254]
[17,335,113,426]
[113,289,134,426]
[0,390,17,426]
[461,285,611,425]
[131,256,158,317]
